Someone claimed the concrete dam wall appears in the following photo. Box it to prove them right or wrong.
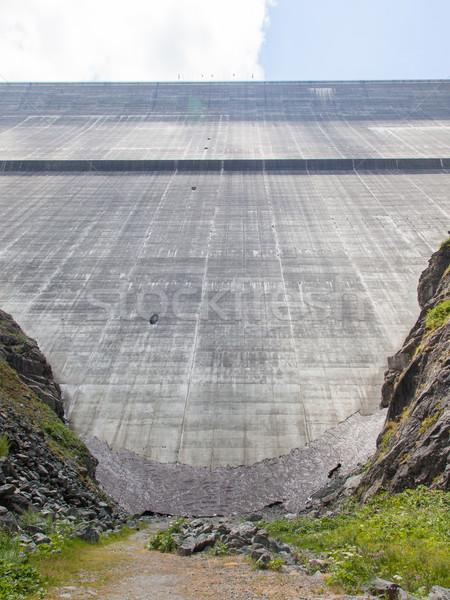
[0,81,449,510]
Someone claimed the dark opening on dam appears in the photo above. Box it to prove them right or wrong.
[0,81,449,514]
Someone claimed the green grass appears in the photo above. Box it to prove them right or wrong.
[426,300,450,331]
[264,487,450,595]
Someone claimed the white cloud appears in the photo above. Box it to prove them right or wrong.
[0,0,275,81]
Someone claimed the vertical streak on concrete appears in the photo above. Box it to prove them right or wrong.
[174,175,222,464]
[262,169,311,444]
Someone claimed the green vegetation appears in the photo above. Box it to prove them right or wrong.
[378,405,413,459]
[30,526,134,590]
[439,236,450,251]
[426,300,450,331]
[148,519,185,553]
[0,514,80,600]
[212,541,231,555]
[0,360,91,471]
[419,411,441,435]
[0,530,43,600]
[0,511,134,599]
[264,487,450,595]
[0,434,10,458]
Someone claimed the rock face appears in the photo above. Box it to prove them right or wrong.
[359,240,450,499]
[0,310,130,535]
[0,309,64,418]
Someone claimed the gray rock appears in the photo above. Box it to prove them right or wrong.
[194,533,217,552]
[189,519,204,529]
[177,537,196,556]
[252,531,270,546]
[429,587,450,600]
[216,524,231,536]
[225,535,248,550]
[251,548,273,569]
[0,484,16,497]
[32,532,52,545]
[76,525,100,544]
[309,558,328,570]
[0,511,20,533]
[230,522,258,541]
[278,550,296,565]
[25,524,46,535]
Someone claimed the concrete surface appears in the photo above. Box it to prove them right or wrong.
[0,81,449,160]
[0,81,449,477]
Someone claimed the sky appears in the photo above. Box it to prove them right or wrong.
[0,0,449,82]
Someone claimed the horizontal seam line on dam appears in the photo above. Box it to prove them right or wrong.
[0,158,449,173]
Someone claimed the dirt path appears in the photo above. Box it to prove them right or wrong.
[45,526,356,600]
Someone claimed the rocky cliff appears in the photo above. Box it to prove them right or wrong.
[0,309,64,418]
[358,239,450,499]
[0,309,129,535]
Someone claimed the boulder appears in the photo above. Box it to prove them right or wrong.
[194,533,217,552]
[177,537,196,556]
[429,587,450,600]
[0,483,16,498]
[76,525,100,544]
[32,533,52,545]
[251,548,273,569]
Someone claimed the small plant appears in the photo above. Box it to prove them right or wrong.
[426,300,450,331]
[267,557,284,571]
[148,519,185,553]
[0,434,10,458]
[212,541,231,556]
